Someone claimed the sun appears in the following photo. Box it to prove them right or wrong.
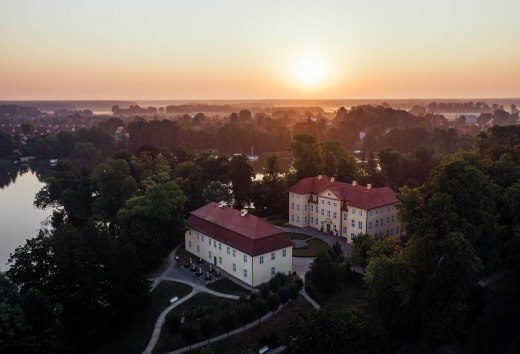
[295,54,326,86]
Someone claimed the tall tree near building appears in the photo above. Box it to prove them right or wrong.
[230,154,253,209]
[291,134,323,180]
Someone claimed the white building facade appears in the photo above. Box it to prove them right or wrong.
[289,176,401,243]
[186,202,293,287]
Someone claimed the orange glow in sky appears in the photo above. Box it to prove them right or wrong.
[1,0,520,100]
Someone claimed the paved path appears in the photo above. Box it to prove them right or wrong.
[280,225,352,256]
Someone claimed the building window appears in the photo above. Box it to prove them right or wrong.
[219,243,222,250]
[227,246,230,255]
[201,235,204,241]
[209,251,212,259]
[316,219,318,225]
[188,241,192,248]
[311,217,314,224]
[387,217,390,224]
[219,256,222,264]
[292,193,294,199]
[291,215,294,221]
[197,245,200,252]
[283,249,287,257]
[351,233,355,238]
[197,233,199,240]
[375,220,379,227]
[380,218,383,225]
[271,252,276,261]
[244,255,247,263]
[352,208,356,215]
[189,230,192,235]
[333,202,337,207]
[392,215,395,222]
[327,210,330,217]
[271,267,276,276]
[327,201,331,206]
[297,216,300,223]
[291,203,294,210]
[386,229,390,236]
[343,213,347,221]
[369,221,372,229]
[213,240,216,248]
[359,221,362,229]
[311,205,314,212]
[321,200,324,204]
[351,220,355,227]
[232,249,236,257]
[260,256,264,264]
[342,226,346,233]
[304,205,307,211]
[359,210,362,216]
[333,212,337,219]
[304,217,308,223]
[321,209,324,216]
[334,224,337,231]
[297,205,300,211]
[208,238,211,245]
[233,263,236,272]
[297,195,300,200]
[244,269,247,278]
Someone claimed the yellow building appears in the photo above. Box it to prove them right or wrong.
[288,175,400,243]
[186,202,293,287]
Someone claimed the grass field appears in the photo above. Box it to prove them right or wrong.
[153,293,238,353]
[292,238,330,257]
[206,278,252,296]
[306,272,366,308]
[88,280,193,354]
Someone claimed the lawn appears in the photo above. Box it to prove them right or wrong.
[87,280,193,354]
[206,277,252,296]
[209,296,312,354]
[285,232,311,240]
[153,293,238,353]
[292,238,330,257]
[306,272,366,308]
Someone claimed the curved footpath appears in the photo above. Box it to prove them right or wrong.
[145,240,324,354]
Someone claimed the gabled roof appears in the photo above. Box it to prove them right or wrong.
[187,202,293,256]
[289,176,396,210]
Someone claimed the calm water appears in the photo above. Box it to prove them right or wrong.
[0,166,50,270]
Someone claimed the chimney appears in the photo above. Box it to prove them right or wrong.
[317,175,322,180]
[331,177,335,183]
[367,184,372,190]
[352,181,357,187]
[240,209,248,217]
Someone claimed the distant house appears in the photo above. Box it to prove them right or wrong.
[185,202,293,287]
[288,175,400,243]
[464,115,478,125]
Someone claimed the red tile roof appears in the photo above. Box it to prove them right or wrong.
[187,202,293,256]
[288,176,396,210]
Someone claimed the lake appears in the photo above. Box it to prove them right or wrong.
[0,165,50,270]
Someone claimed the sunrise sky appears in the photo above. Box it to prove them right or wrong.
[1,0,520,100]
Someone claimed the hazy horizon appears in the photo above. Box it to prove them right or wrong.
[2,0,520,100]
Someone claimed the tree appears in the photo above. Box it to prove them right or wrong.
[288,283,299,300]
[235,304,254,329]
[308,251,341,293]
[181,322,199,350]
[219,310,236,336]
[283,307,382,354]
[117,178,187,270]
[230,155,253,209]
[202,181,233,205]
[253,298,268,324]
[291,134,323,180]
[329,241,345,263]
[349,234,375,270]
[200,315,217,344]
[267,293,280,314]
[278,287,290,305]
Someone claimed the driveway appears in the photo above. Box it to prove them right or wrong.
[280,225,352,256]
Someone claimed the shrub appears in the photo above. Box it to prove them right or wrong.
[165,313,181,334]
